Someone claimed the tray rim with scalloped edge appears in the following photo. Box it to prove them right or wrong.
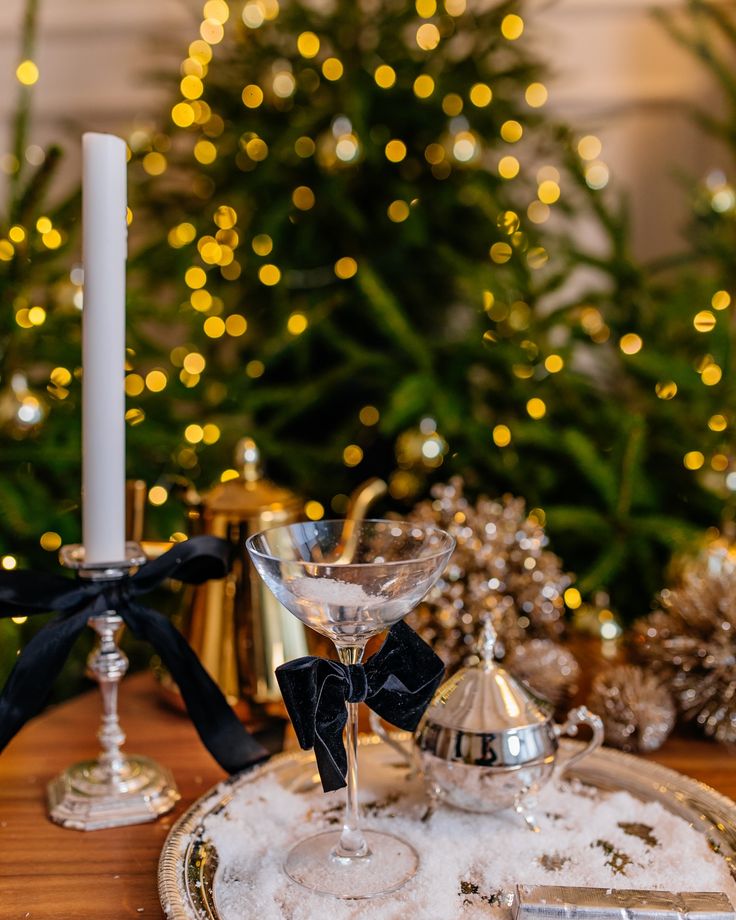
[158,735,736,920]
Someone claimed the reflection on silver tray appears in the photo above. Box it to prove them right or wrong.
[158,736,736,920]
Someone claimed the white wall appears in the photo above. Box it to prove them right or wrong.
[0,0,729,258]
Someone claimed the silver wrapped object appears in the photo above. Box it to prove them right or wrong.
[512,885,734,920]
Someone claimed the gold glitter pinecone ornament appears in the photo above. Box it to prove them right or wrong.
[635,563,736,744]
[587,665,676,753]
[408,477,571,672]
[506,639,580,708]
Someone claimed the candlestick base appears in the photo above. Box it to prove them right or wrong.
[47,755,179,831]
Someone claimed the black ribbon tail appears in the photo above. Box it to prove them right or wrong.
[276,657,350,793]
[365,620,445,731]
[0,609,90,752]
[123,602,268,774]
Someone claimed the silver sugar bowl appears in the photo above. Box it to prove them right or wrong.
[412,620,603,826]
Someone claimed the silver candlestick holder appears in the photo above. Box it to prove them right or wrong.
[46,542,180,831]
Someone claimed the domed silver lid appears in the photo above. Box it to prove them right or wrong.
[423,620,553,734]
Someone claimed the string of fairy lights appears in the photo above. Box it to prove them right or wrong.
[1,0,735,585]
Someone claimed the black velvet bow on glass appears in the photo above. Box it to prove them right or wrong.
[0,535,268,774]
[276,620,444,792]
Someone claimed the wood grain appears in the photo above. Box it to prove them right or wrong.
[1,672,735,919]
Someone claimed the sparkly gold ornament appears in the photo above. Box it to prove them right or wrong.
[506,639,580,708]
[587,665,675,753]
[635,561,736,744]
[409,477,571,671]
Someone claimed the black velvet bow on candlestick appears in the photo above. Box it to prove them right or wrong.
[0,535,268,774]
[276,620,445,792]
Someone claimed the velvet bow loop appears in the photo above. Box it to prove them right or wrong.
[276,620,444,792]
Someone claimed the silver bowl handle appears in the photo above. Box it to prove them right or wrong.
[554,705,604,776]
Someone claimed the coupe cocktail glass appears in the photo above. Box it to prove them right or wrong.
[247,519,454,899]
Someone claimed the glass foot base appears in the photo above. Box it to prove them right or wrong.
[47,754,180,831]
[284,829,419,899]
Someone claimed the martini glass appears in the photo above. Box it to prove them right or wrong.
[247,519,454,899]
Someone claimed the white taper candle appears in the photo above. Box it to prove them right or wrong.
[82,132,127,564]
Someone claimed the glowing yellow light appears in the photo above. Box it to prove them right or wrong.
[619,333,642,355]
[297,31,320,58]
[185,266,207,289]
[416,23,441,50]
[684,451,705,471]
[194,140,217,164]
[15,307,31,327]
[538,180,560,204]
[545,354,564,373]
[246,359,265,378]
[185,424,204,444]
[183,352,206,374]
[525,82,548,107]
[469,83,492,107]
[295,136,315,157]
[498,155,520,179]
[343,444,364,466]
[445,0,466,13]
[204,316,226,337]
[244,138,267,162]
[424,143,444,165]
[322,57,343,81]
[213,206,236,230]
[252,234,273,256]
[335,257,358,279]
[200,17,224,43]
[259,263,281,286]
[169,222,197,248]
[490,242,512,263]
[202,423,221,444]
[492,424,511,447]
[221,469,240,482]
[189,40,213,64]
[498,122,522,146]
[712,454,729,472]
[413,75,435,99]
[204,0,229,21]
[374,65,396,89]
[712,290,731,310]
[655,380,677,400]
[694,310,716,332]
[501,13,524,39]
[305,500,325,520]
[224,314,247,337]
[180,370,200,387]
[526,397,546,419]
[564,587,581,609]
[172,102,195,127]
[359,405,379,426]
[180,74,203,100]
[28,306,46,326]
[149,485,168,506]
[292,186,315,210]
[577,135,602,160]
[8,225,25,243]
[416,0,437,15]
[287,312,308,335]
[242,84,264,108]
[36,216,52,234]
[50,367,72,387]
[385,139,407,163]
[145,370,168,392]
[702,364,723,386]
[442,93,463,116]
[1,556,17,570]
[190,289,212,311]
[39,531,62,552]
[125,374,145,397]
[388,200,410,222]
[709,414,728,432]
[16,60,39,86]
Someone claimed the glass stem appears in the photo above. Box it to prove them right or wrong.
[335,644,369,859]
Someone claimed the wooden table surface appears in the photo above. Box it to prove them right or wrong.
[1,672,735,920]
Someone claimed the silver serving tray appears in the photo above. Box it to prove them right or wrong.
[158,736,736,920]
